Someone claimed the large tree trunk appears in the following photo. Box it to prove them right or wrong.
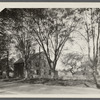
[24,64,29,79]
[23,60,31,79]
[23,51,31,79]
[52,63,58,79]
[23,57,28,79]
[92,64,100,89]
[48,61,57,79]
[52,70,58,79]
[92,72,100,88]
[24,68,28,79]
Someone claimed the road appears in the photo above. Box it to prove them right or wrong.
[0,80,100,97]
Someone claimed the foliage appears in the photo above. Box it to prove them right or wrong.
[24,8,81,75]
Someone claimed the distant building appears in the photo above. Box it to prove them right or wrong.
[14,52,58,79]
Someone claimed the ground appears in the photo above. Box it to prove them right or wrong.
[0,80,100,97]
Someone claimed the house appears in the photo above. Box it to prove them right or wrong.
[14,52,58,79]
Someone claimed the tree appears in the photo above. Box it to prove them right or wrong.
[25,8,80,78]
[0,9,13,78]
[13,29,34,79]
[62,52,83,74]
[5,9,37,79]
[0,8,81,79]
[77,8,100,88]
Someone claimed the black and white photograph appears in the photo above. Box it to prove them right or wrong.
[0,2,100,98]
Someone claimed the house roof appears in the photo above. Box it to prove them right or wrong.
[14,58,23,64]
[30,52,44,59]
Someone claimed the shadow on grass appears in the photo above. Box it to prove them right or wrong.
[0,78,96,88]
[20,78,95,87]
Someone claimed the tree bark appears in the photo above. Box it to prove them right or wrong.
[92,71,100,88]
[92,63,100,89]
[52,63,58,79]
[23,60,28,79]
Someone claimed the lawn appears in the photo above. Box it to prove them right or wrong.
[18,78,95,88]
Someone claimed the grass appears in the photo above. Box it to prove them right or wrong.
[2,77,96,88]
[20,78,95,87]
